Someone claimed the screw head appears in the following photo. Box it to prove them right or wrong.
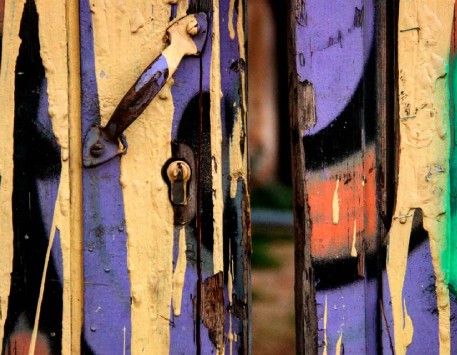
[186,19,199,36]
[90,142,105,157]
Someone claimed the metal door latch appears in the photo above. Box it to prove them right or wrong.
[166,160,191,206]
[82,13,208,168]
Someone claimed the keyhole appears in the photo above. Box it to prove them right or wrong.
[166,160,191,206]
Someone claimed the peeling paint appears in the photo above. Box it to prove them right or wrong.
[335,331,343,355]
[0,1,26,349]
[32,1,73,352]
[90,1,174,353]
[0,0,75,352]
[129,7,145,34]
[229,107,244,199]
[201,272,225,353]
[210,0,224,274]
[172,227,187,317]
[228,0,248,201]
[176,0,188,18]
[388,1,454,354]
[228,0,235,40]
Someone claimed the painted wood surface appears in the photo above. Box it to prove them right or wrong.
[382,1,457,354]
[290,1,457,354]
[0,0,249,353]
[289,1,380,353]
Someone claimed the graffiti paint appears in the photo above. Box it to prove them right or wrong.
[0,0,247,353]
[292,1,457,353]
[293,0,380,353]
[80,0,250,353]
[296,0,375,136]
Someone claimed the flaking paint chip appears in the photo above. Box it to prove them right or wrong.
[130,8,145,34]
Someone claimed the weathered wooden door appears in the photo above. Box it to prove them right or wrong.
[0,0,249,353]
[288,1,457,354]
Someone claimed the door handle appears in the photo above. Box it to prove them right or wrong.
[82,13,208,167]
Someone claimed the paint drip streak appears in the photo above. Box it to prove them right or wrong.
[210,0,224,274]
[323,295,328,355]
[28,225,57,355]
[196,40,204,355]
[388,1,454,354]
[35,0,72,351]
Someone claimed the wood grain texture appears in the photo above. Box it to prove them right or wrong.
[287,1,318,354]
[290,1,382,353]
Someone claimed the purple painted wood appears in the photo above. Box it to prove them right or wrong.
[79,1,249,353]
[291,0,380,353]
[168,1,250,353]
[382,238,457,353]
[2,2,64,352]
[219,0,250,352]
[80,0,132,353]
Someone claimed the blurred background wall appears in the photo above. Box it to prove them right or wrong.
[248,1,295,354]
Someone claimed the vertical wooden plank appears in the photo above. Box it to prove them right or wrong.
[289,1,381,353]
[80,0,249,353]
[450,0,457,318]
[287,1,318,354]
[375,1,393,354]
[195,0,251,352]
[383,1,457,354]
[0,0,87,351]
[80,1,132,352]
[376,1,398,354]
[66,0,84,352]
[0,0,77,352]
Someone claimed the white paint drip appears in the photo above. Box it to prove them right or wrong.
[228,0,236,40]
[332,179,340,225]
[323,295,328,355]
[227,244,235,355]
[335,331,343,355]
[123,327,126,355]
[229,108,244,199]
[28,225,57,355]
[172,227,187,316]
[351,220,357,257]
[210,0,224,274]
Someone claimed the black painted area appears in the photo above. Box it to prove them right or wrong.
[303,47,377,171]
[2,0,62,353]
[177,93,214,253]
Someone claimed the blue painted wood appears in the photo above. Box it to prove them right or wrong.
[80,1,132,352]
[78,1,249,353]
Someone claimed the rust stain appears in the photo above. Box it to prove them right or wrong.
[201,272,225,352]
